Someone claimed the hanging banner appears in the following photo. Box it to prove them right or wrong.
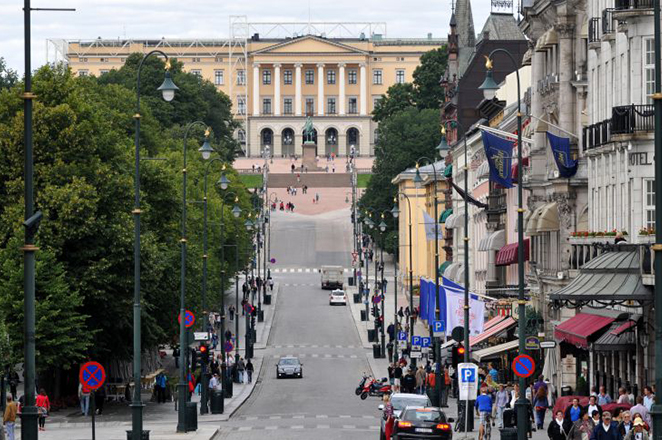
[547,132,578,178]
[482,130,514,188]
[445,289,486,336]
[421,210,442,242]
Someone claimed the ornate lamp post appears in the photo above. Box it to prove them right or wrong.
[480,50,525,440]
[391,193,414,365]
[134,51,178,438]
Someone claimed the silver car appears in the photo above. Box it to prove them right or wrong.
[276,356,303,378]
[378,393,431,440]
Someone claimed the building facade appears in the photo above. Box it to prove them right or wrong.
[60,28,444,157]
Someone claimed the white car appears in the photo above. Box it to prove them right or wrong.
[329,289,347,305]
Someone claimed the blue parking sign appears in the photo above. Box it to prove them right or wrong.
[421,337,432,348]
[397,331,407,341]
[412,336,422,347]
[432,320,446,336]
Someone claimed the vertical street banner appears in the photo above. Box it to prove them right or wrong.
[444,289,485,336]
[482,129,514,188]
[421,209,441,242]
[547,132,578,177]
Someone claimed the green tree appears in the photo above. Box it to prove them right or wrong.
[412,47,449,110]
[0,58,18,91]
[372,83,415,123]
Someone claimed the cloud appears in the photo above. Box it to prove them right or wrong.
[0,0,494,74]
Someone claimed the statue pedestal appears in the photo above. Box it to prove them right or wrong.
[302,142,319,171]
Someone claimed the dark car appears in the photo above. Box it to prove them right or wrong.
[392,407,453,440]
[276,356,303,378]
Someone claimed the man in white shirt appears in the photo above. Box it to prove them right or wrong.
[643,386,654,411]
[586,395,602,418]
[208,373,222,391]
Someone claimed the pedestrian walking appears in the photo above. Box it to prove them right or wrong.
[415,366,426,395]
[237,357,246,383]
[401,369,416,394]
[7,372,18,401]
[246,359,254,383]
[3,396,17,440]
[268,278,274,291]
[315,192,320,203]
[393,363,403,393]
[95,385,106,414]
[534,386,549,429]
[155,371,167,404]
[78,382,91,416]
[383,394,395,440]
[36,388,50,431]
[571,412,595,440]
[623,419,649,440]
[397,307,404,320]
[548,410,572,440]
[591,412,620,440]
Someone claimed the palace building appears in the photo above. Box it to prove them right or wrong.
[53,20,445,157]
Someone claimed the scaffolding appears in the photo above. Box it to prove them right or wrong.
[230,16,249,156]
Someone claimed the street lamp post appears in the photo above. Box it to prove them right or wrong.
[134,50,179,438]
[414,156,442,408]
[178,121,210,429]
[391,194,414,365]
[480,50,525,440]
[379,217,388,359]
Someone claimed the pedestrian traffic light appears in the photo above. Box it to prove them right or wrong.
[451,343,465,368]
[191,348,199,370]
[199,343,209,364]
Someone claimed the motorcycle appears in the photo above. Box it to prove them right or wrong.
[355,373,371,395]
[359,377,391,400]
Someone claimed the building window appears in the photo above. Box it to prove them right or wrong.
[262,69,272,85]
[238,129,246,144]
[374,128,379,143]
[327,97,336,114]
[100,58,109,63]
[283,98,293,115]
[214,70,224,85]
[78,70,89,77]
[644,38,654,104]
[396,69,405,84]
[305,69,314,84]
[645,179,655,230]
[192,57,201,63]
[373,69,383,85]
[237,96,246,115]
[237,70,246,85]
[283,70,293,85]
[263,98,272,115]
[80,58,88,63]
[215,56,223,62]
[348,69,357,84]
[348,97,358,114]
[327,70,336,84]
[305,98,315,115]
[191,70,202,78]
[373,96,382,108]
[100,70,109,75]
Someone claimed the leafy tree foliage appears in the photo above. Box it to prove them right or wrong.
[0,58,18,91]
[412,47,449,110]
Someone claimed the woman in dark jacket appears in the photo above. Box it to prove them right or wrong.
[548,410,573,440]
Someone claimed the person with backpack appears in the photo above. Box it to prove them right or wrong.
[78,382,91,416]
[246,359,254,383]
[155,371,167,404]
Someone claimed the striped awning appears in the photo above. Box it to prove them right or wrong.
[477,160,490,180]
[478,230,506,252]
[472,340,519,362]
[440,208,453,223]
[438,261,451,276]
[445,262,462,281]
[470,317,517,347]
[445,210,466,229]
[496,239,530,266]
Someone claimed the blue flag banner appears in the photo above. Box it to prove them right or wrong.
[442,276,479,300]
[419,279,428,321]
[482,130,514,188]
[547,132,578,178]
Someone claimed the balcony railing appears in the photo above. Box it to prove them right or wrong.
[583,119,611,151]
[615,0,653,9]
[487,190,507,214]
[602,8,617,34]
[611,104,655,135]
[569,242,653,277]
[588,17,601,43]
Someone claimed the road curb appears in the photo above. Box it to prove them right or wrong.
[216,356,264,421]
[254,281,279,349]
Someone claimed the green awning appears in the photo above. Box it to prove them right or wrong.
[440,208,453,223]
[444,164,453,178]
[439,261,451,276]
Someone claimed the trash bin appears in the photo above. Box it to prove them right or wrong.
[258,310,265,322]
[348,277,355,286]
[264,294,271,305]
[500,427,518,440]
[126,430,150,440]
[353,293,361,303]
[503,408,515,428]
[367,329,377,342]
[360,310,367,321]
[372,344,381,359]
[224,376,233,398]
[185,402,198,431]
[210,390,224,415]
[561,385,573,396]
[246,343,254,360]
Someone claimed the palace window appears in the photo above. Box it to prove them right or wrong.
[327,97,336,114]
[262,69,272,85]
[305,69,315,84]
[237,96,246,115]
[100,70,109,75]
[305,98,315,115]
[283,98,293,115]
[214,70,224,85]
[373,69,383,85]
[348,69,357,84]
[284,70,293,85]
[327,70,336,84]
[237,70,246,85]
[396,69,405,84]
[100,58,109,63]
[645,179,655,230]
[237,129,246,144]
[644,38,654,104]
[192,57,201,63]
[191,70,202,78]
[263,98,272,115]
[78,70,89,77]
[348,97,358,114]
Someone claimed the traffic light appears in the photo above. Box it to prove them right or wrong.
[199,343,210,364]
[191,347,199,370]
[452,343,466,368]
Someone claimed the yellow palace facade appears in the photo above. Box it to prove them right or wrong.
[61,28,444,157]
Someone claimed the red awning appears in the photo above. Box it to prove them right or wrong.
[470,317,517,347]
[483,315,506,331]
[554,313,615,349]
[610,320,636,336]
[495,239,530,266]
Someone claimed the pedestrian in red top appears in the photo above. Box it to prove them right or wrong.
[36,388,50,431]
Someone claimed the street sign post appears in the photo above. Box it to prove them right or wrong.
[372,295,382,304]
[178,310,196,328]
[411,351,422,359]
[421,337,432,353]
[412,336,422,347]
[457,362,479,401]
[525,336,540,350]
[224,341,234,353]
[80,362,106,440]
[432,320,446,337]
[397,331,407,341]
[193,332,210,341]
[540,341,557,349]
[512,354,536,378]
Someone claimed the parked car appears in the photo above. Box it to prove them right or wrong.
[391,407,454,439]
[379,393,431,439]
[329,289,347,305]
[276,356,303,379]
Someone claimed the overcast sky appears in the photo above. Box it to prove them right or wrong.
[1,0,497,74]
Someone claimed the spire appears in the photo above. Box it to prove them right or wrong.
[454,0,476,48]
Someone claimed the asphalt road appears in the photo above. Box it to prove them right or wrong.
[218,208,383,439]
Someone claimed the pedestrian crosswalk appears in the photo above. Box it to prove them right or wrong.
[271,267,352,274]
[224,424,379,432]
[270,353,360,359]
[236,414,379,422]
[271,344,358,349]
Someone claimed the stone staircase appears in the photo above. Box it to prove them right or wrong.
[267,172,352,188]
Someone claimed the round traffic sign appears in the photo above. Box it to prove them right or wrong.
[79,361,106,390]
[243,303,254,314]
[224,341,234,353]
[372,295,382,304]
[270,258,276,264]
[178,310,196,328]
[512,354,536,378]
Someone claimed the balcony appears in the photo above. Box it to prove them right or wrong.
[611,104,654,136]
[614,0,653,10]
[568,242,653,285]
[588,17,601,45]
[487,190,506,225]
[601,9,617,38]
[582,119,611,152]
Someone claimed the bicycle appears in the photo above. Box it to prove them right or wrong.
[478,411,492,440]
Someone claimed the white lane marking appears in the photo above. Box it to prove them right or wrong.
[324,354,332,358]
[316,415,328,419]
[350,355,358,359]
[289,268,295,273]
[317,425,330,429]
[311,354,319,358]
[342,425,356,429]
[311,345,318,348]
[291,425,304,429]
[297,268,303,272]
[238,426,252,431]
[245,416,258,421]
[269,415,281,420]
[339,415,352,418]
[362,415,375,419]
[305,268,311,273]
[265,426,278,430]
[292,415,305,419]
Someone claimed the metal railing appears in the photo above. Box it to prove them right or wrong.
[615,0,654,9]
[583,119,611,151]
[602,8,617,34]
[588,17,601,43]
[611,104,655,135]
[569,242,652,276]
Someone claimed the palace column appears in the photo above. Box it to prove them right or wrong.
[338,63,346,116]
[359,63,367,116]
[317,63,325,116]
[295,63,303,116]
[274,63,281,116]
[253,63,260,116]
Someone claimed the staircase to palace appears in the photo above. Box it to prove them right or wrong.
[267,172,352,188]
